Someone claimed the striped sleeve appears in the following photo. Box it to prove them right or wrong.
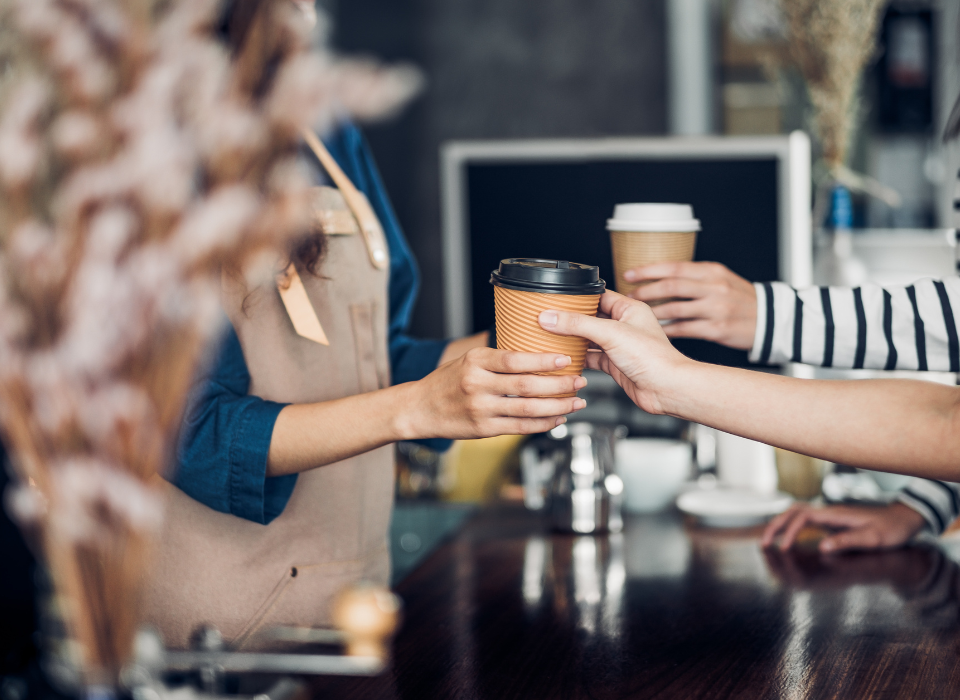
[896,477,960,535]
[749,278,960,371]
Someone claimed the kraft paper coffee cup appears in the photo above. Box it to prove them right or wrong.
[606,203,700,297]
[490,258,605,397]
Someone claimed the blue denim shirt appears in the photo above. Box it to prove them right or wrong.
[173,122,450,525]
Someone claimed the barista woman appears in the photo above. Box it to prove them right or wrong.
[143,2,585,648]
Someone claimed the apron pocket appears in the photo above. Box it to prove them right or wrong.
[231,560,372,650]
[350,299,389,392]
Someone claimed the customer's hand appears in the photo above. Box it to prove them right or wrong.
[405,347,587,439]
[762,502,927,553]
[537,291,691,415]
[624,262,757,350]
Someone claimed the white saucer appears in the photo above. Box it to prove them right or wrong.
[676,488,794,528]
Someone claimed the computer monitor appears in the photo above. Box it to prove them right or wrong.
[440,133,812,368]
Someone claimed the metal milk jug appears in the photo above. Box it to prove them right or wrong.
[522,422,625,534]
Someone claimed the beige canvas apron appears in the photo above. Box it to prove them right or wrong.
[144,177,394,650]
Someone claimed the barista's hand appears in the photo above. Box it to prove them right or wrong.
[537,291,691,415]
[625,262,757,350]
[403,347,587,439]
[762,502,927,553]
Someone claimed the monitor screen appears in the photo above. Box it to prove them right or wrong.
[464,158,780,367]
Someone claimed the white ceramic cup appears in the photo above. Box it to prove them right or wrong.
[615,438,692,513]
[714,430,778,494]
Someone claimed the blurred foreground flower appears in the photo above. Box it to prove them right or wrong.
[0,0,419,687]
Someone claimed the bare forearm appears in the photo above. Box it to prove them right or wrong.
[543,292,960,484]
[267,383,415,477]
[266,337,480,476]
[663,363,960,480]
[266,346,584,478]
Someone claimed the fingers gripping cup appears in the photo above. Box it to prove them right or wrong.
[490,258,605,397]
[607,203,700,296]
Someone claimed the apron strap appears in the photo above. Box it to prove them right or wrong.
[276,130,391,346]
[301,129,390,271]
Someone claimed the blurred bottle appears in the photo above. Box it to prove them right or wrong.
[774,448,827,500]
[816,185,868,286]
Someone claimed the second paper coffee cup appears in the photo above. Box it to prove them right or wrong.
[490,258,605,397]
[606,203,700,296]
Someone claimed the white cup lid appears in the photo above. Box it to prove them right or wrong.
[606,203,701,232]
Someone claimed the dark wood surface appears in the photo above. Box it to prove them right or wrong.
[311,505,960,699]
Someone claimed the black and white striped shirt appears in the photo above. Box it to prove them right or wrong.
[749,277,960,534]
[749,278,960,371]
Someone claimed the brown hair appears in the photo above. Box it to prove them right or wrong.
[223,0,327,276]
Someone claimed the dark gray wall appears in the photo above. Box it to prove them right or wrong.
[334,0,668,338]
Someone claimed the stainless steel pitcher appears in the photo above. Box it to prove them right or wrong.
[521,422,626,534]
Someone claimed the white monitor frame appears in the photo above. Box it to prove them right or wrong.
[440,132,812,338]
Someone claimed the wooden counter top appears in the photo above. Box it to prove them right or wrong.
[311,505,960,699]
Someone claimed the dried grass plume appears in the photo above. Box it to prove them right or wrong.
[0,0,420,686]
[780,0,886,170]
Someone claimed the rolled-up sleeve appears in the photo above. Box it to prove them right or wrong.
[174,325,295,525]
[389,335,448,386]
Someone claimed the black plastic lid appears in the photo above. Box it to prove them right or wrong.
[490,258,606,295]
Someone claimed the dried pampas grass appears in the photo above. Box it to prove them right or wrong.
[780,0,886,170]
[0,0,419,687]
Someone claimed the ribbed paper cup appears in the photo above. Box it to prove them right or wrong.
[610,230,697,297]
[495,287,600,397]
[490,258,605,398]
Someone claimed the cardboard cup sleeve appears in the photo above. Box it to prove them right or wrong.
[494,286,600,397]
[610,230,697,297]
